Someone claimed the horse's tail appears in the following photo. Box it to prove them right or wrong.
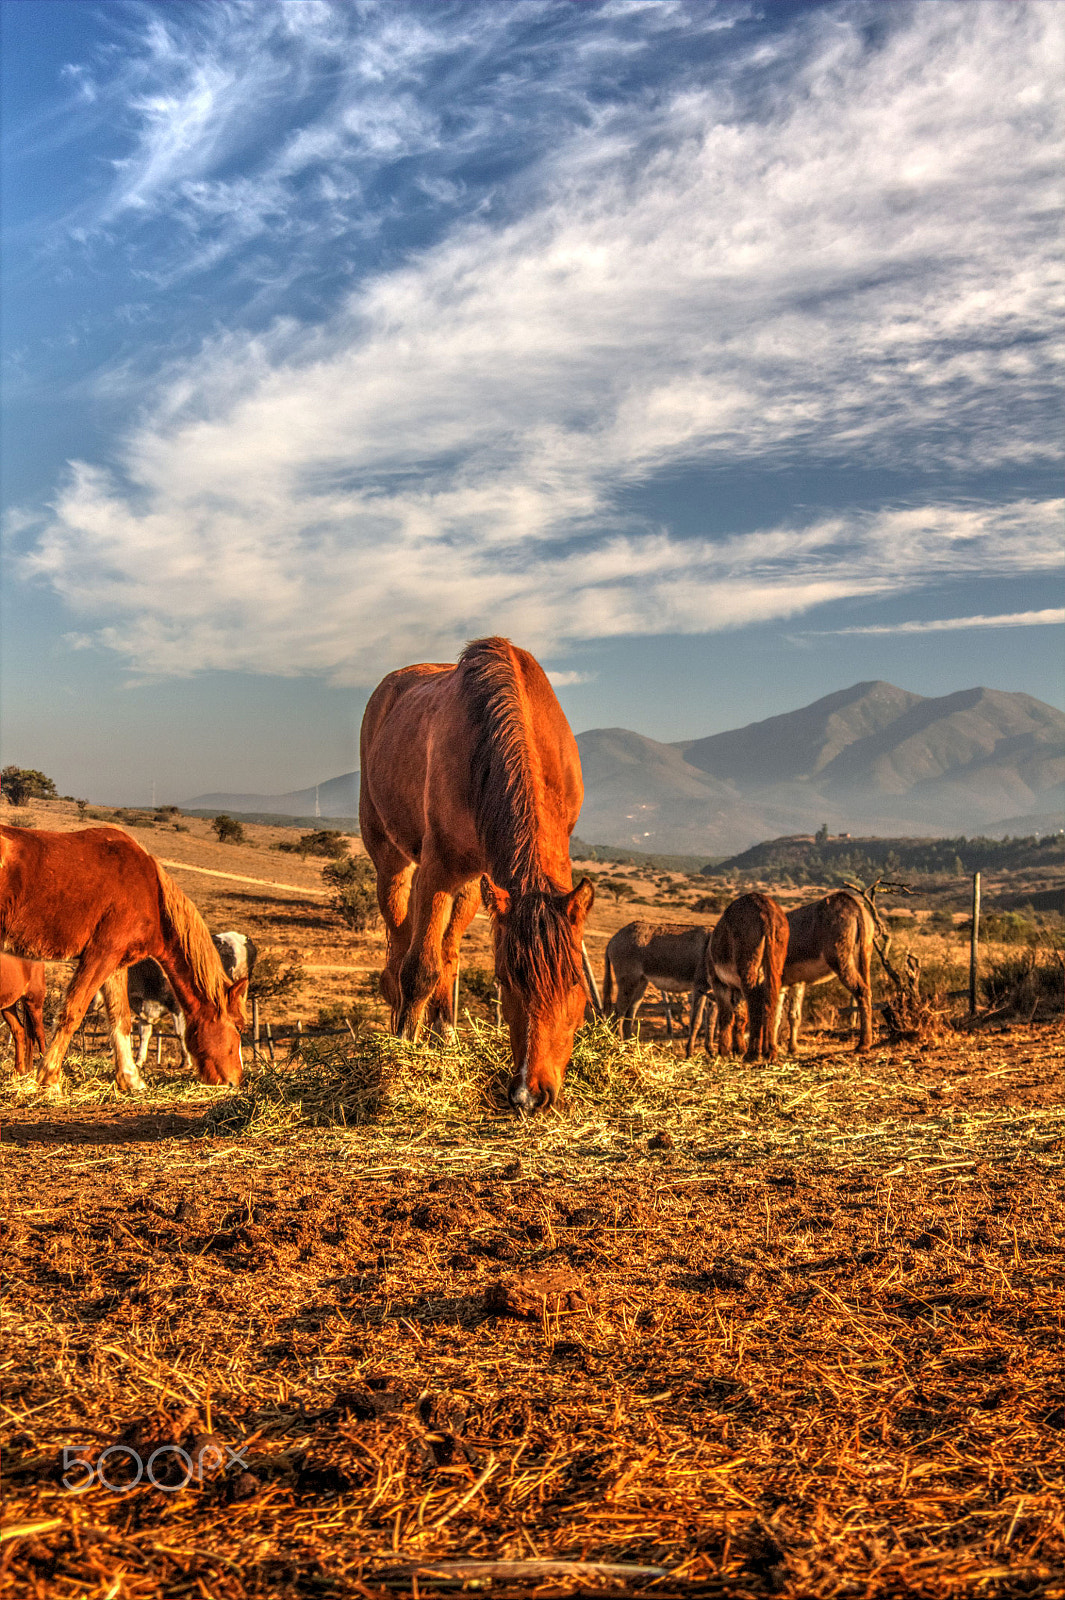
[603,949,615,1010]
[153,861,233,1018]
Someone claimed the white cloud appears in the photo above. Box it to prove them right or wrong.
[821,609,1065,636]
[546,669,597,687]
[17,1,1065,681]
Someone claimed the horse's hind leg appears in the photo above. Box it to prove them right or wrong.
[174,1009,195,1071]
[834,948,873,1052]
[362,820,415,1027]
[101,971,145,1095]
[2,1006,30,1076]
[614,977,647,1039]
[787,984,805,1055]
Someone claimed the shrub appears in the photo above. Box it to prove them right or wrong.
[461,966,499,1008]
[979,911,1041,947]
[323,855,379,932]
[212,814,245,844]
[2,767,57,806]
[981,950,1064,1019]
[692,893,726,914]
[277,829,349,858]
[249,951,305,1003]
[315,1000,363,1032]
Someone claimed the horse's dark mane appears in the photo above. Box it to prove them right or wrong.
[458,637,581,1006]
[459,636,545,892]
[493,887,584,1007]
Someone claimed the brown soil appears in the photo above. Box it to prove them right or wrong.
[2,798,1063,1598]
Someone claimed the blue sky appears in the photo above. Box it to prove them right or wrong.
[1,0,1062,804]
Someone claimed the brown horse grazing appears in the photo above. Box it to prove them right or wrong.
[360,637,593,1112]
[775,891,875,1053]
[691,892,789,1064]
[0,826,246,1092]
[0,954,47,1076]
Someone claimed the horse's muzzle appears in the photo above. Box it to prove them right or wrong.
[508,1079,554,1114]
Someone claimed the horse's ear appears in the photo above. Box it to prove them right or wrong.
[565,876,595,926]
[226,976,249,1023]
[480,875,510,919]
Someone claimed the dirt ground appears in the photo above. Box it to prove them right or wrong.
[2,800,1063,1599]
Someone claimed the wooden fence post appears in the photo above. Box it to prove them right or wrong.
[969,871,981,1017]
[452,956,460,1030]
[582,942,603,1016]
[494,982,503,1031]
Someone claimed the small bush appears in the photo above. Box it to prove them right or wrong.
[212,814,245,844]
[981,950,1064,1019]
[692,893,726,914]
[461,966,499,1008]
[249,951,305,1003]
[979,911,1041,947]
[315,1000,363,1032]
[1,767,57,806]
[323,855,379,932]
[277,829,349,858]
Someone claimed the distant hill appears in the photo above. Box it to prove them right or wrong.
[183,683,1065,857]
[182,771,358,819]
[577,683,1063,854]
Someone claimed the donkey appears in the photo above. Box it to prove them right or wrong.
[689,893,789,1063]
[603,921,710,1040]
[775,891,874,1052]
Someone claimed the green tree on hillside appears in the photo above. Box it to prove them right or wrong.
[1,767,58,806]
[212,814,246,844]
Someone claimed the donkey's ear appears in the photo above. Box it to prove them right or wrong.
[565,876,595,925]
[480,875,511,919]
[226,976,249,1023]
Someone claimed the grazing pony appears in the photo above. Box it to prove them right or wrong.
[604,920,710,1040]
[1,954,47,1077]
[0,826,246,1092]
[123,933,258,1072]
[360,636,593,1112]
[775,891,875,1053]
[690,893,789,1064]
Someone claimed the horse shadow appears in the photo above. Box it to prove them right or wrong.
[1,1106,213,1147]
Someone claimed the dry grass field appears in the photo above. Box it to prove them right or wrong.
[2,800,1063,1599]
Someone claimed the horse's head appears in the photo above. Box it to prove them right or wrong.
[184,976,247,1086]
[481,875,595,1113]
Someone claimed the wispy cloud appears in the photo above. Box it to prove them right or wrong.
[820,609,1065,636]
[13,1,1065,681]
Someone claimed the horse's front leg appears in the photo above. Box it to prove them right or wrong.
[396,862,457,1043]
[37,948,129,1093]
[426,880,480,1039]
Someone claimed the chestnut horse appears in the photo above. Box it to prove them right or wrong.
[691,892,789,1064]
[1,954,47,1077]
[360,637,593,1112]
[0,826,246,1092]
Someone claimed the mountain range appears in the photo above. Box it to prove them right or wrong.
[182,681,1065,857]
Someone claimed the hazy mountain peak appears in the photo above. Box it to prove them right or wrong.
[675,680,924,786]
